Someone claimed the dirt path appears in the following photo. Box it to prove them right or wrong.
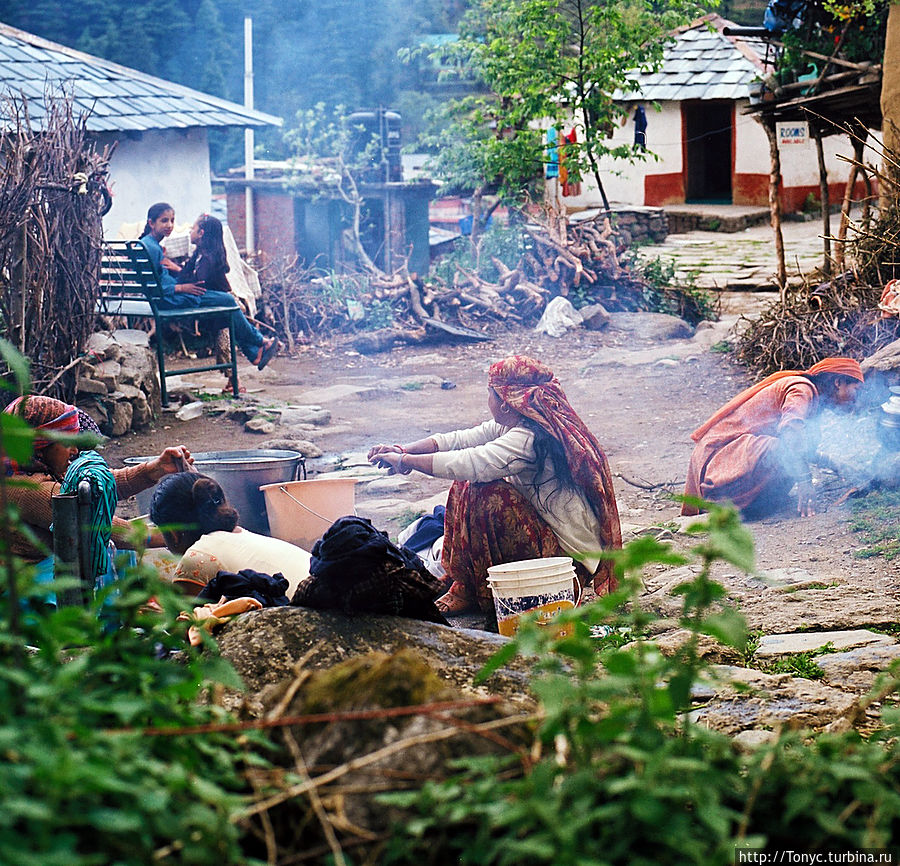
[106,314,898,622]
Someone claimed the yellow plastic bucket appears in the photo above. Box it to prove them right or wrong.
[487,557,579,637]
[260,478,357,551]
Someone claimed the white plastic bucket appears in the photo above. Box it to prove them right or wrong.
[487,557,579,637]
[260,478,357,551]
[487,556,575,580]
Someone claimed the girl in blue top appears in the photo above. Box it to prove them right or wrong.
[139,202,279,370]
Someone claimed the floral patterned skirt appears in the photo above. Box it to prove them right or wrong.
[441,480,569,613]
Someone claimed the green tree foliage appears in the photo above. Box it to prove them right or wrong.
[419,0,710,206]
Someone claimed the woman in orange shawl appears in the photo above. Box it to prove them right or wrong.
[682,357,864,519]
[368,356,621,616]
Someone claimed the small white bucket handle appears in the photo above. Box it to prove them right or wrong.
[277,485,337,525]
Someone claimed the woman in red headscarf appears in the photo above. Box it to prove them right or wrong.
[368,356,621,616]
[3,395,193,566]
[682,357,864,519]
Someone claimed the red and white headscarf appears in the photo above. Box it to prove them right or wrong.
[488,356,622,589]
[4,395,80,452]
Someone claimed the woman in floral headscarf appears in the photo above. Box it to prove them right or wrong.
[368,356,621,616]
[3,395,193,576]
[682,357,864,519]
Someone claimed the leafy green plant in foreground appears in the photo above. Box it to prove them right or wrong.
[0,338,263,865]
[382,502,900,864]
[0,563,263,866]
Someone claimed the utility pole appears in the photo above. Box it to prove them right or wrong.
[244,16,255,255]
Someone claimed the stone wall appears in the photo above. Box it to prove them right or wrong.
[78,330,162,436]
[609,206,668,246]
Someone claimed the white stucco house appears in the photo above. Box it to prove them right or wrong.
[555,15,868,214]
[0,21,281,234]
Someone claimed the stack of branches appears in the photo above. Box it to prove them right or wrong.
[737,142,900,375]
[735,273,899,374]
[0,92,111,401]
[261,211,686,353]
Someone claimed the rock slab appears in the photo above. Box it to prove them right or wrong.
[755,629,895,659]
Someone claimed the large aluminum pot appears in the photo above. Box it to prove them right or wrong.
[124,449,306,535]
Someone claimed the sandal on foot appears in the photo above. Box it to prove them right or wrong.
[256,338,280,371]
[435,584,474,614]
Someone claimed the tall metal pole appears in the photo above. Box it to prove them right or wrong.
[244,16,255,255]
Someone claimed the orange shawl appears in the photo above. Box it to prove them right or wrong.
[691,357,863,442]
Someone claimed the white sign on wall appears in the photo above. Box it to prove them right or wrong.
[777,121,809,146]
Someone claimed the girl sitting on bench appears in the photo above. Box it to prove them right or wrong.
[139,203,279,371]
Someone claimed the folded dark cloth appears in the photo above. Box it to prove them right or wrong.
[291,515,448,625]
[403,505,446,553]
[199,568,291,607]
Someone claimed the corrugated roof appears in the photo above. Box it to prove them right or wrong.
[617,15,767,103]
[0,20,281,132]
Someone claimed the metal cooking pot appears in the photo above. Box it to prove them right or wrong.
[124,449,306,535]
[878,386,900,450]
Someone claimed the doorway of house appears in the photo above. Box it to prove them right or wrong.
[683,100,733,203]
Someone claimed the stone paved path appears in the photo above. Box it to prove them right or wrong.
[635,210,842,290]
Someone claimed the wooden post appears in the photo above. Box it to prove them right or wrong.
[812,123,832,278]
[835,128,866,273]
[761,116,787,298]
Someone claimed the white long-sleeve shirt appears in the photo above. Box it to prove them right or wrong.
[430,420,608,573]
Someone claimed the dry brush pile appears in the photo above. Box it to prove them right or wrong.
[260,212,712,355]
[0,93,111,400]
[736,142,900,375]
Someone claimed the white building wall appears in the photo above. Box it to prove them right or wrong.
[544,99,868,211]
[734,105,770,175]
[776,126,860,188]
[99,128,212,237]
[734,108,861,187]
[546,102,684,209]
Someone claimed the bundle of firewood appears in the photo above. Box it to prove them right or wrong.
[262,212,695,353]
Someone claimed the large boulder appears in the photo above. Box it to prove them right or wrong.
[861,338,900,376]
[607,311,694,341]
[237,646,534,855]
[216,606,536,713]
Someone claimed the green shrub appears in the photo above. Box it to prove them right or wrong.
[0,563,263,866]
[431,224,525,285]
[626,252,720,324]
[380,503,900,864]
[0,339,264,865]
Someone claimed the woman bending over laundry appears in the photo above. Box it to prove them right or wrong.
[150,472,311,597]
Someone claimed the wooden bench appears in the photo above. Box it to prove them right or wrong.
[96,240,240,407]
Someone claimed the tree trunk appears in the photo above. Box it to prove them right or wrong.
[812,124,832,278]
[835,129,866,272]
[761,116,787,296]
[880,0,900,207]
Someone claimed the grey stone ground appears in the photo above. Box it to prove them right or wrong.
[638,206,841,291]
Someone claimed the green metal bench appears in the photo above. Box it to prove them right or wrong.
[96,239,240,407]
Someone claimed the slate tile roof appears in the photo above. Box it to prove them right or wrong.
[622,14,769,103]
[0,20,281,132]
